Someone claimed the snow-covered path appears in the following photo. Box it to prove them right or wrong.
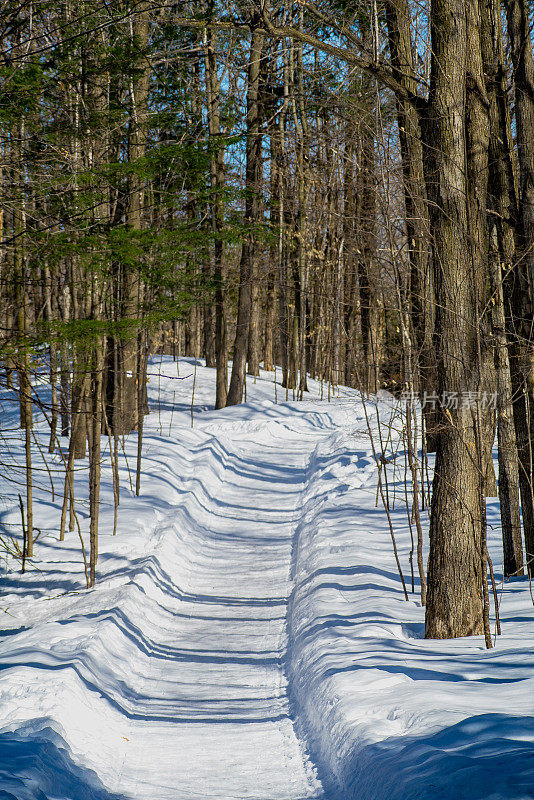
[3,359,534,800]
[111,424,325,799]
[0,403,331,800]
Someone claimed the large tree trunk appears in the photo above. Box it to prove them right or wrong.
[424,0,489,640]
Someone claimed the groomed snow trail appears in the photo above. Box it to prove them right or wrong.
[5,360,534,800]
[112,423,326,799]
[0,406,332,800]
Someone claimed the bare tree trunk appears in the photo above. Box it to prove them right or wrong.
[44,264,58,453]
[490,230,524,574]
[71,358,87,460]
[424,0,489,639]
[293,27,309,396]
[263,109,278,374]
[59,344,70,437]
[23,371,33,559]
[247,271,261,377]
[263,272,276,372]
[481,0,524,575]
[60,374,88,540]
[200,12,225,388]
[135,332,148,496]
[106,4,149,434]
[406,397,427,605]
[505,0,534,567]
[226,8,265,405]
[357,56,383,394]
[342,106,364,389]
[385,0,437,448]
[89,341,103,587]
[203,300,216,368]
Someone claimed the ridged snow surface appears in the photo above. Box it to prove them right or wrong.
[1,358,533,800]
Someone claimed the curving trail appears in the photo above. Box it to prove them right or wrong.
[0,412,334,800]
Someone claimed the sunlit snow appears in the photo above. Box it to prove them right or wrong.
[0,358,533,799]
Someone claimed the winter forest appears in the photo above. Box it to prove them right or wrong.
[1,0,534,797]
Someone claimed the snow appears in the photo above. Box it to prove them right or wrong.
[1,357,534,799]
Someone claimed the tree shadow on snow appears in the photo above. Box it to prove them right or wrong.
[0,722,126,800]
[343,713,534,800]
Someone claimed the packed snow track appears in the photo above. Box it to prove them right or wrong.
[103,422,328,799]
[0,397,335,799]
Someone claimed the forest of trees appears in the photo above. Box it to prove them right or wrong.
[1,0,533,645]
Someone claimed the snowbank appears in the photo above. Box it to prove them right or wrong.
[286,410,534,800]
